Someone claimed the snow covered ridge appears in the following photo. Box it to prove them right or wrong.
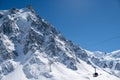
[86,50,120,77]
[0,6,119,80]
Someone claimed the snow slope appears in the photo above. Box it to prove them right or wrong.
[2,51,120,80]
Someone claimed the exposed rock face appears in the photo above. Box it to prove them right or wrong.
[0,34,15,61]
[115,63,120,70]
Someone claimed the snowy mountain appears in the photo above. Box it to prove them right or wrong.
[86,50,120,77]
[0,6,119,80]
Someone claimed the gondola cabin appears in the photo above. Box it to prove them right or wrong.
[93,67,98,77]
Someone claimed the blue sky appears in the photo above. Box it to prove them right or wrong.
[0,0,120,52]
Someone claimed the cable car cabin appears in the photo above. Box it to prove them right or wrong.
[93,67,98,77]
[93,72,98,77]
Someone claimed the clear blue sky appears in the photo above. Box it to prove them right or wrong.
[0,0,120,52]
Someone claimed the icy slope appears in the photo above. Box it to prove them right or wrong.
[0,6,119,80]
